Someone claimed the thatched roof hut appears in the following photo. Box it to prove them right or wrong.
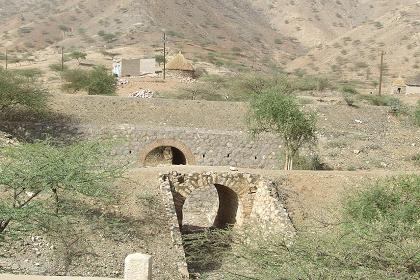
[391,76,406,87]
[166,52,194,71]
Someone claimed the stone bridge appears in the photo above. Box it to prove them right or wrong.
[160,170,295,235]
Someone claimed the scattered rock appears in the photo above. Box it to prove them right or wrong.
[130,89,154,98]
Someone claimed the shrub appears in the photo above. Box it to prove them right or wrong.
[293,75,330,91]
[0,139,123,234]
[154,54,166,66]
[214,175,420,279]
[0,68,47,112]
[359,95,408,115]
[49,63,68,72]
[11,68,43,80]
[340,84,359,95]
[62,67,116,95]
[68,50,87,64]
[86,66,117,95]
[340,85,359,107]
[62,69,89,93]
[414,101,420,126]
[412,154,420,166]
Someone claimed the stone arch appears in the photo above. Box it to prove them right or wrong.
[167,172,256,231]
[139,139,196,166]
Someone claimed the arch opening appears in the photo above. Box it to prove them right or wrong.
[177,184,240,233]
[144,146,186,167]
[139,139,196,166]
[177,183,240,273]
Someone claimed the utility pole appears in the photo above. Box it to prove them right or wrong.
[163,31,166,80]
[5,49,7,70]
[378,50,384,96]
[61,47,64,71]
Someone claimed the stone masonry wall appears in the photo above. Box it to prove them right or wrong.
[0,122,282,169]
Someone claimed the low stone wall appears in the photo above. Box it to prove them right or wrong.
[2,253,153,280]
[0,122,281,169]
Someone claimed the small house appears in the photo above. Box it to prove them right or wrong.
[112,58,156,77]
[406,75,420,94]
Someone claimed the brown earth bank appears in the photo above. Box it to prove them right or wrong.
[1,166,419,279]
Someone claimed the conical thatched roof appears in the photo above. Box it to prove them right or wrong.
[392,76,406,87]
[166,52,194,71]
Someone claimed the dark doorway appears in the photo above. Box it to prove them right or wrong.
[171,147,186,165]
[144,146,187,166]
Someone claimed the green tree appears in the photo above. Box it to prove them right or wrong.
[0,68,47,112]
[62,68,89,93]
[248,89,317,170]
[154,54,166,66]
[0,140,122,234]
[68,50,87,64]
[61,66,116,95]
[85,66,117,95]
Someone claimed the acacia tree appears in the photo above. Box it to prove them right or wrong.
[0,68,47,112]
[61,66,116,95]
[0,140,122,234]
[248,89,316,170]
[69,50,87,64]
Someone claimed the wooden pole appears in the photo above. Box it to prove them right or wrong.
[378,51,384,96]
[5,49,7,70]
[163,32,166,80]
[61,47,64,71]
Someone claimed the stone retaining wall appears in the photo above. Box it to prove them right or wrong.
[0,122,281,169]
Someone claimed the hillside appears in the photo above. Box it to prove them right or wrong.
[0,0,301,69]
[0,0,419,83]
[287,1,420,88]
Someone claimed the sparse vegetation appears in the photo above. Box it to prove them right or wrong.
[68,50,87,64]
[0,139,122,234]
[248,89,317,170]
[209,175,420,279]
[0,68,47,112]
[62,66,116,95]
[414,100,420,126]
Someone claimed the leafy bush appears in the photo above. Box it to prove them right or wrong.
[293,75,331,91]
[212,175,420,279]
[339,85,359,107]
[294,153,332,170]
[49,63,68,72]
[62,66,116,95]
[11,68,43,80]
[0,139,122,234]
[340,84,359,95]
[359,95,408,115]
[86,66,117,95]
[68,50,87,63]
[62,69,89,93]
[0,68,47,112]
[414,100,420,126]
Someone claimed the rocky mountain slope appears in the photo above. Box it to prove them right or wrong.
[0,0,419,82]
